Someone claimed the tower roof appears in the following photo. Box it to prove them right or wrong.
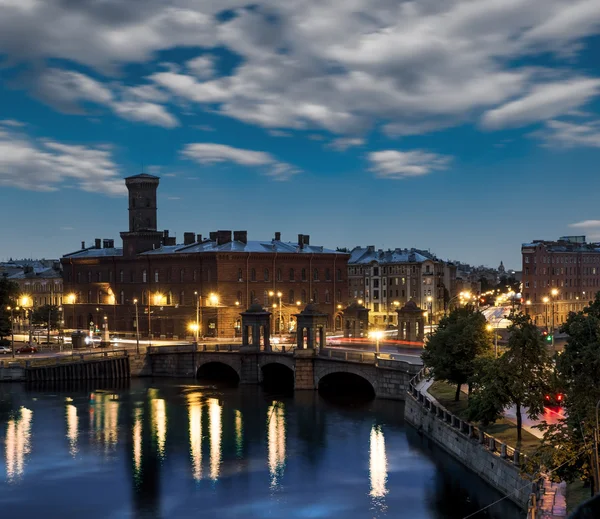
[125,173,159,181]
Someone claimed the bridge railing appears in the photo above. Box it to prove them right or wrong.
[1,350,128,369]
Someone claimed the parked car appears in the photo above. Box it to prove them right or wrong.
[0,346,11,354]
[16,346,38,354]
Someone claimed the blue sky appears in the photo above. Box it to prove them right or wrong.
[2,1,600,269]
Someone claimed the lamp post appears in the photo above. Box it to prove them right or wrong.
[487,315,509,358]
[369,330,383,357]
[133,298,140,354]
[269,291,283,336]
[542,296,549,330]
[68,293,76,331]
[551,288,558,349]
[427,295,433,328]
[6,306,18,358]
[194,291,200,343]
[20,296,33,346]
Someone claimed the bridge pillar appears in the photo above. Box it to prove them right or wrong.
[342,302,370,339]
[293,348,316,390]
[240,303,272,352]
[239,353,260,385]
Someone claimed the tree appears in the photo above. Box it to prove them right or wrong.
[531,293,600,495]
[422,307,493,401]
[0,278,19,342]
[467,313,550,442]
[31,304,61,329]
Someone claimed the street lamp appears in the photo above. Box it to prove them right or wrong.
[67,293,76,331]
[551,288,559,349]
[188,322,199,343]
[488,316,509,358]
[426,295,433,327]
[194,291,200,342]
[6,306,19,358]
[20,296,33,346]
[369,330,384,356]
[542,296,549,329]
[133,298,140,354]
[269,291,283,335]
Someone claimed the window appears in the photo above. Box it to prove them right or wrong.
[313,268,319,281]
[237,291,242,305]
[142,270,147,283]
[180,269,185,282]
[277,268,282,282]
[373,279,379,288]
[251,268,256,281]
[374,303,379,312]
[373,267,379,276]
[301,289,307,304]
[109,271,113,283]
[374,290,379,300]
[180,291,185,305]
[97,272,101,282]
[88,290,92,303]
[77,272,81,283]
[120,290,125,305]
[325,290,330,303]
[166,292,172,305]
[119,270,124,283]
[154,270,159,282]
[289,268,295,281]
[264,290,269,306]
[193,269,197,282]
[264,268,269,282]
[87,272,92,283]
[301,268,307,281]
[337,289,341,303]
[142,290,148,305]
[289,290,295,304]
[337,269,342,281]
[325,268,331,281]
[250,290,256,304]
[166,269,172,282]
[238,269,243,282]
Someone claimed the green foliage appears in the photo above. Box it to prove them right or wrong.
[422,307,493,400]
[0,279,19,339]
[467,312,550,442]
[31,304,61,329]
[530,292,600,492]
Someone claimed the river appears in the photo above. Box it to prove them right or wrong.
[0,380,524,518]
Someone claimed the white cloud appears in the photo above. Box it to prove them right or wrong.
[570,220,600,229]
[268,130,291,137]
[186,55,215,79]
[327,137,365,151]
[531,119,600,148]
[0,126,125,195]
[0,119,26,128]
[181,143,300,180]
[112,101,179,128]
[481,78,600,129]
[368,150,452,179]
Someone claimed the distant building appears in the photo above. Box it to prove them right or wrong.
[61,174,349,338]
[347,246,457,327]
[521,235,599,327]
[2,260,63,307]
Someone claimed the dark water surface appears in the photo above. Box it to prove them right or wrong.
[0,380,524,518]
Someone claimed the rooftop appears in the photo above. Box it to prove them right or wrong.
[348,246,445,265]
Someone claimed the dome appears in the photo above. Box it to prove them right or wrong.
[245,302,267,313]
[399,300,423,313]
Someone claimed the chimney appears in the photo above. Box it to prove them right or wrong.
[217,230,232,245]
[166,237,176,246]
[95,238,101,249]
[303,234,310,246]
[367,245,375,252]
[81,241,85,250]
[298,234,304,249]
[209,232,217,242]
[103,239,114,249]
[184,232,195,245]
[196,234,202,243]
[274,232,281,241]
[163,230,169,238]
[234,230,248,244]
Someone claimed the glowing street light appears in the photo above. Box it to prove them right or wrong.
[550,289,559,349]
[6,305,19,358]
[369,330,384,356]
[209,293,219,306]
[133,298,140,354]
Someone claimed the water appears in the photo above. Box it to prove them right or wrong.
[0,380,524,518]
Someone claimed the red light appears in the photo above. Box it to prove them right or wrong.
[545,395,550,400]
[557,394,563,401]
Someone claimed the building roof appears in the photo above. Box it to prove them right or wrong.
[7,267,62,280]
[125,173,159,180]
[62,239,345,259]
[522,239,600,253]
[348,246,440,265]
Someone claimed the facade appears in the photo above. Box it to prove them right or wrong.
[2,260,63,308]
[61,174,349,339]
[347,246,457,327]
[521,235,600,328]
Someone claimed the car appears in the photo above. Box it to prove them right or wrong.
[0,346,11,354]
[16,346,38,354]
[544,392,565,407]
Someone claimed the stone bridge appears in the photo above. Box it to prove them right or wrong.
[144,344,422,400]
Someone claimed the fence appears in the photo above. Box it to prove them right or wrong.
[0,350,128,369]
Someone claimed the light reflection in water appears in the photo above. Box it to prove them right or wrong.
[187,393,203,482]
[90,393,119,451]
[208,398,222,481]
[66,404,79,457]
[369,425,388,505]
[133,408,143,478]
[151,398,167,459]
[235,409,243,458]
[267,403,286,489]
[5,407,33,482]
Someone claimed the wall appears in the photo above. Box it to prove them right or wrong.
[0,365,25,382]
[404,393,534,510]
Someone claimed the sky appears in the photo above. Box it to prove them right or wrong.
[1,1,600,270]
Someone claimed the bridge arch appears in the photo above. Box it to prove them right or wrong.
[259,356,295,392]
[315,364,377,398]
[196,358,241,385]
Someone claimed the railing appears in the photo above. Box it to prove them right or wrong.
[1,350,128,369]
[407,367,528,469]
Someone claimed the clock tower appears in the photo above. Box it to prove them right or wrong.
[120,173,163,256]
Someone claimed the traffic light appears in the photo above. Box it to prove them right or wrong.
[546,334,553,342]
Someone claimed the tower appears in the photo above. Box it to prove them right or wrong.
[120,174,163,257]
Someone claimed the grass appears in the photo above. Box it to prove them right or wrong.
[428,380,540,455]
[566,480,591,514]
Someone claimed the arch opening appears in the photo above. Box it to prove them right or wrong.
[318,372,375,404]
[196,362,240,386]
[261,363,294,394]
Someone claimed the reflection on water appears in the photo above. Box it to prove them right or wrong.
[132,407,143,480]
[90,393,119,451]
[4,407,33,482]
[151,396,167,459]
[187,393,203,482]
[208,398,222,481]
[369,425,388,515]
[66,404,78,457]
[267,402,286,489]
[235,409,243,458]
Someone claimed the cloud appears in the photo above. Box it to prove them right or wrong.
[186,55,215,79]
[181,143,300,180]
[0,126,125,195]
[111,101,179,128]
[193,124,216,132]
[569,220,600,229]
[481,78,600,129]
[268,130,291,137]
[368,150,452,179]
[2,1,600,135]
[0,119,26,128]
[327,137,365,151]
[531,119,600,148]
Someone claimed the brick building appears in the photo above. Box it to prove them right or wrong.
[521,235,600,328]
[61,174,349,339]
[347,246,457,327]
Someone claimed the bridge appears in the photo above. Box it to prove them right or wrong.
[138,343,422,400]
